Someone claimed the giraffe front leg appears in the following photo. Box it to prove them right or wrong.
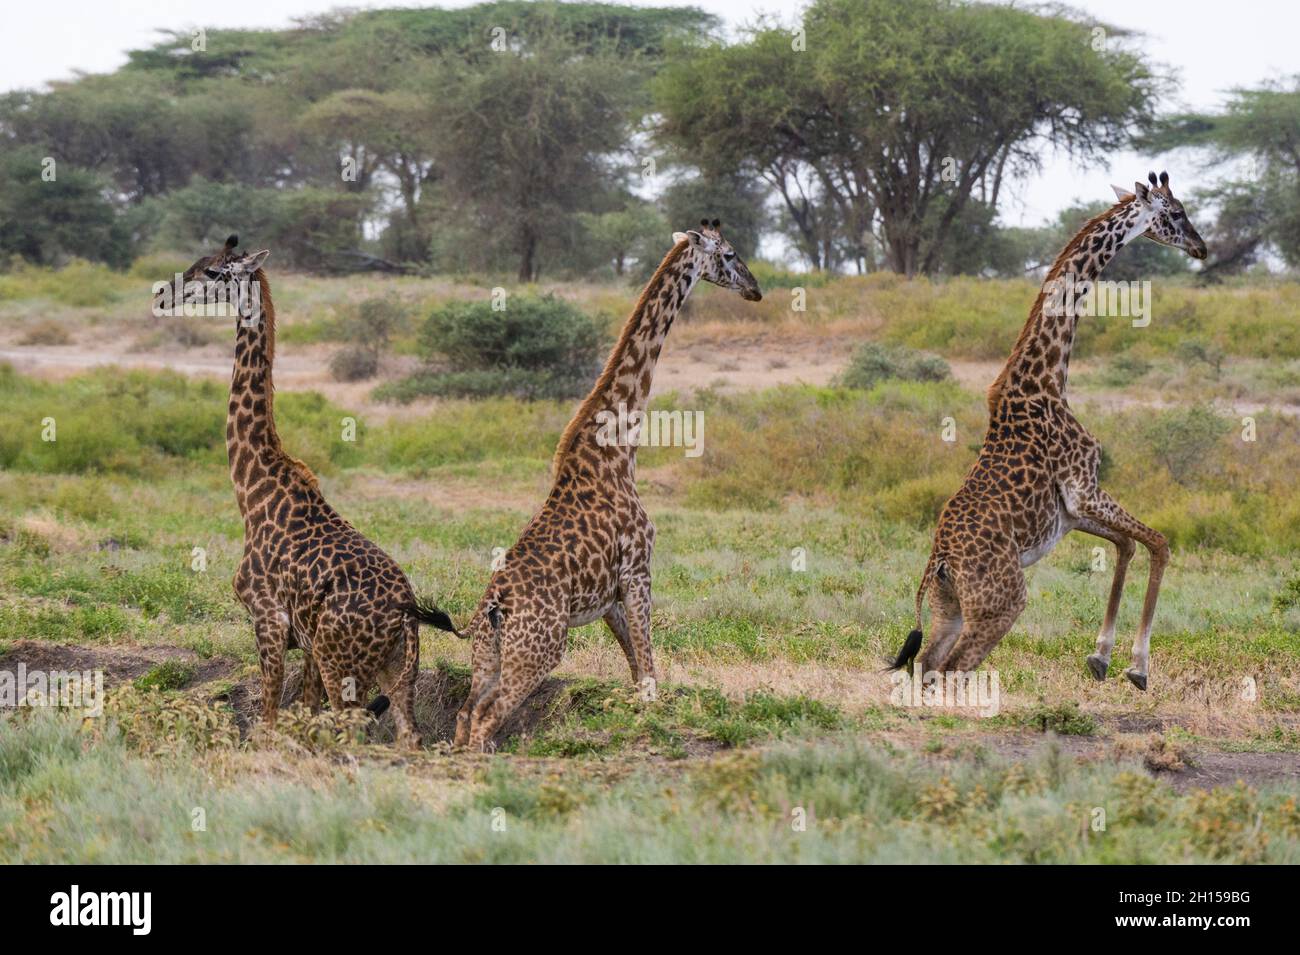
[254,615,291,728]
[1074,517,1136,681]
[1073,491,1169,691]
[456,620,500,749]
[602,603,642,684]
[301,651,324,713]
[619,572,658,702]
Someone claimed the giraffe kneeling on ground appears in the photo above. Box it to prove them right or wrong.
[454,221,763,751]
[154,236,459,748]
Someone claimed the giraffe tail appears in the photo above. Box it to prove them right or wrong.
[885,556,937,673]
[398,599,464,638]
[366,695,391,717]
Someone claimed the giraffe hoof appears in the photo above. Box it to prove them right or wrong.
[1125,669,1147,691]
[1086,655,1109,681]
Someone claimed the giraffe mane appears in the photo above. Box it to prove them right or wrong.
[254,270,320,490]
[985,197,1134,416]
[551,238,690,473]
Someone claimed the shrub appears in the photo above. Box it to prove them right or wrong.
[1272,574,1300,614]
[1099,351,1152,387]
[1140,405,1232,484]
[1176,339,1225,376]
[1020,701,1097,736]
[387,295,604,401]
[836,342,951,391]
[159,318,217,349]
[329,298,410,382]
[18,320,72,346]
[329,345,379,382]
[134,660,197,692]
[349,297,407,344]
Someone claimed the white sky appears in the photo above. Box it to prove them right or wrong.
[1,0,1293,229]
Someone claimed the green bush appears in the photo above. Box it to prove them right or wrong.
[836,342,951,391]
[386,295,604,401]
[1140,405,1232,484]
[329,346,379,382]
[134,660,197,692]
[342,297,409,352]
[1099,351,1153,387]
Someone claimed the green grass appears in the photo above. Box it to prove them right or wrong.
[0,341,1298,862]
[509,680,844,758]
[2,707,1297,863]
[134,660,198,692]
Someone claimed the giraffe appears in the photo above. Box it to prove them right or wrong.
[888,172,1207,690]
[453,220,763,750]
[153,236,458,747]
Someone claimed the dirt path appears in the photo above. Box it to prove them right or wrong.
[0,337,849,413]
[7,338,1298,419]
[4,639,1295,792]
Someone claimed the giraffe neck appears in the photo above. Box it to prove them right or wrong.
[987,198,1150,414]
[226,272,285,516]
[552,241,698,473]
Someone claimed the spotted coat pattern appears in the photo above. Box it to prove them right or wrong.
[454,222,762,750]
[156,237,445,747]
[896,173,1207,689]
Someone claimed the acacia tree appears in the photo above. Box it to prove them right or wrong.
[1147,79,1300,275]
[431,34,637,281]
[656,0,1162,276]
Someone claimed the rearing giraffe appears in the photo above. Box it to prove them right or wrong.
[153,236,457,747]
[454,221,763,750]
[889,172,1207,689]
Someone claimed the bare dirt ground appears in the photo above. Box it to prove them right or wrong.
[3,639,1294,791]
[0,335,846,410]
[11,336,1299,420]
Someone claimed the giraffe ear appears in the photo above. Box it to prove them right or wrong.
[245,250,270,271]
[672,231,690,245]
[1111,184,1135,201]
[1133,181,1150,202]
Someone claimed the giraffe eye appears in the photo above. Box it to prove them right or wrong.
[1171,211,1184,221]
[723,252,736,262]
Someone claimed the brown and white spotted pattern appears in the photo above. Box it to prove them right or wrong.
[454,221,763,750]
[154,236,456,748]
[891,173,1207,690]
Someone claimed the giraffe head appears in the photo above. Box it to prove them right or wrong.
[152,235,270,316]
[1112,171,1207,260]
[672,219,763,301]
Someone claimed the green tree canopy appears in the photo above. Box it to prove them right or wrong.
[1146,78,1300,274]
[656,0,1163,275]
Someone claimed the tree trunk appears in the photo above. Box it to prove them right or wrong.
[518,230,537,282]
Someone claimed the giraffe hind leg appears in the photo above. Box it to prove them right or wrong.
[467,624,566,752]
[603,603,640,683]
[935,558,1026,675]
[375,620,421,749]
[914,576,963,674]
